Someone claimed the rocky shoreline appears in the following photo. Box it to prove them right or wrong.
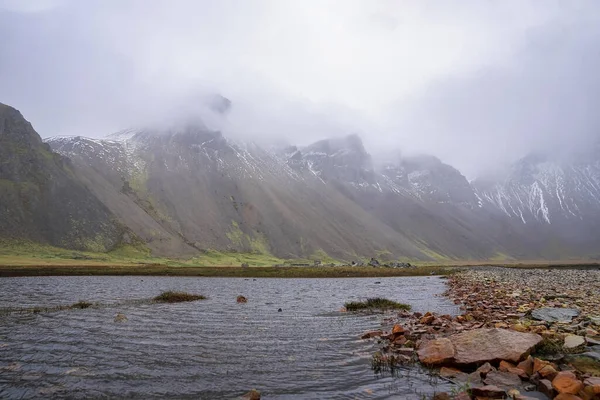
[363,267,600,399]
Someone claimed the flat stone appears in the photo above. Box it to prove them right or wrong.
[417,338,455,365]
[564,335,585,349]
[531,308,579,323]
[484,370,523,389]
[450,328,542,365]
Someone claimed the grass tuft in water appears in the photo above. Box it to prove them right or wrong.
[71,301,93,309]
[345,297,411,312]
[153,291,206,303]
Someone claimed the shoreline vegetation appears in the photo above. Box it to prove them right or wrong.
[1,240,599,277]
[1,241,600,278]
[0,261,599,278]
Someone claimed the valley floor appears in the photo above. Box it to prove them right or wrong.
[1,241,599,277]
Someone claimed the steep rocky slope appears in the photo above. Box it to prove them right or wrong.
[48,127,429,259]
[0,103,123,251]
[2,101,599,261]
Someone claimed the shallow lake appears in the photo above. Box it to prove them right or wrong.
[0,276,460,399]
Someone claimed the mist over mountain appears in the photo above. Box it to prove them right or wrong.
[1,1,600,260]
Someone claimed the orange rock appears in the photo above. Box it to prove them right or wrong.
[241,389,261,400]
[533,358,553,374]
[392,324,405,335]
[392,335,407,346]
[554,394,583,400]
[361,330,383,339]
[454,392,470,400]
[517,356,534,376]
[471,385,507,398]
[538,365,558,381]
[439,367,463,379]
[420,315,435,325]
[416,338,455,365]
[499,360,528,379]
[510,323,529,332]
[476,362,495,377]
[552,371,584,395]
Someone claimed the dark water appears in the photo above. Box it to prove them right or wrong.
[0,276,459,399]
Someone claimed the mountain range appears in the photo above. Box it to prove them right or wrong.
[2,100,599,261]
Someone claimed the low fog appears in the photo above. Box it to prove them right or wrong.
[1,0,600,177]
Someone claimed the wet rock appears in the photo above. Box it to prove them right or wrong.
[483,370,522,389]
[439,366,464,379]
[114,313,127,323]
[531,308,580,323]
[538,379,556,398]
[450,328,542,365]
[361,330,383,340]
[471,385,507,398]
[241,389,261,400]
[537,364,558,381]
[417,338,455,365]
[564,335,586,349]
[552,371,584,394]
[392,324,406,335]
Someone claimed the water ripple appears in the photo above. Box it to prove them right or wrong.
[0,276,459,399]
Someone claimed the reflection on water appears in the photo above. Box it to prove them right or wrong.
[0,276,459,399]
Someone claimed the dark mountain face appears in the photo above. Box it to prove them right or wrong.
[3,101,599,260]
[0,103,123,251]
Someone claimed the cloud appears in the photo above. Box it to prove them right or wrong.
[1,1,599,177]
[383,13,600,177]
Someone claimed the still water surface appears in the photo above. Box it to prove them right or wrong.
[0,276,459,399]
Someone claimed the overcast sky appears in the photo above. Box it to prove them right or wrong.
[1,0,599,177]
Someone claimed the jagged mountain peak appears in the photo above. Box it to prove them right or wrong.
[303,133,367,156]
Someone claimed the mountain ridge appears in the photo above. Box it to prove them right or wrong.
[2,101,599,261]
